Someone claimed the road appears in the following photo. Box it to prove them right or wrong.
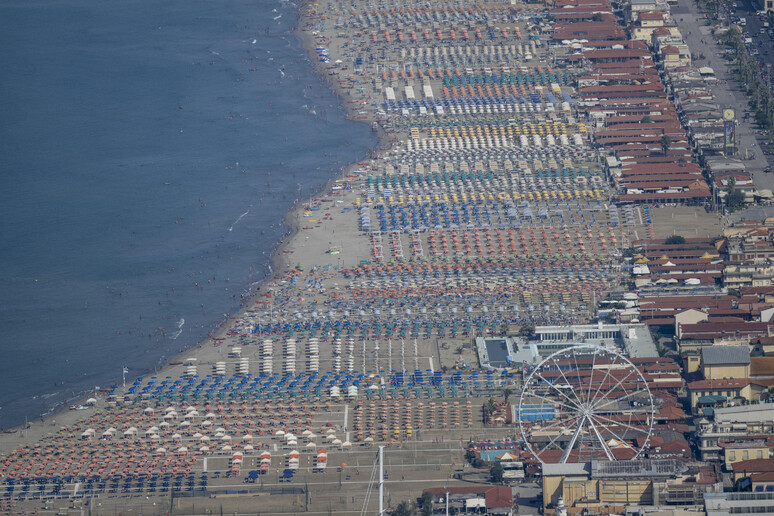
[671,0,774,192]
[514,481,542,515]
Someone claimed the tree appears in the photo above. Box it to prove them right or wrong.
[725,176,745,208]
[490,462,505,483]
[518,322,535,338]
[727,188,746,208]
[502,388,513,405]
[664,235,685,245]
[641,115,652,123]
[389,501,416,516]
[660,134,671,155]
[420,492,433,516]
[487,397,497,412]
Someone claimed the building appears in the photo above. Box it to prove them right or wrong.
[542,459,721,512]
[476,336,522,369]
[677,322,772,353]
[526,322,658,358]
[730,458,774,481]
[686,378,762,415]
[724,261,774,290]
[658,44,691,69]
[720,439,771,471]
[423,486,514,515]
[700,345,750,380]
[704,492,774,515]
[696,403,774,460]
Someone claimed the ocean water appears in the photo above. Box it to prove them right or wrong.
[0,0,375,427]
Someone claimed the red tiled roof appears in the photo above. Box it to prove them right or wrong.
[639,11,666,20]
[732,458,774,473]
[687,378,750,390]
[584,48,652,59]
[751,357,774,376]
[656,404,686,420]
[680,321,771,335]
[620,163,702,174]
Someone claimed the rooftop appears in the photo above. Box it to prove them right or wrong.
[701,345,751,366]
[542,462,591,476]
[714,403,774,424]
[591,458,686,478]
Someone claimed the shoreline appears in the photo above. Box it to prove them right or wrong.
[0,0,381,449]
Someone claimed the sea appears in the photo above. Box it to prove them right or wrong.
[0,0,375,428]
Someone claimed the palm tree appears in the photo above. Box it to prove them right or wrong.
[487,397,497,416]
[660,135,671,156]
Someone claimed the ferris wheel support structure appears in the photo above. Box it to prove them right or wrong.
[518,344,655,464]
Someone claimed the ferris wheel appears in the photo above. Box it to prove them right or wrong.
[518,344,654,464]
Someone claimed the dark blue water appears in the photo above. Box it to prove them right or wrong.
[0,0,375,427]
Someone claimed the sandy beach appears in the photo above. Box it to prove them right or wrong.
[0,0,666,511]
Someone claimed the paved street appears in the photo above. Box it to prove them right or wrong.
[514,481,542,515]
[671,0,774,193]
